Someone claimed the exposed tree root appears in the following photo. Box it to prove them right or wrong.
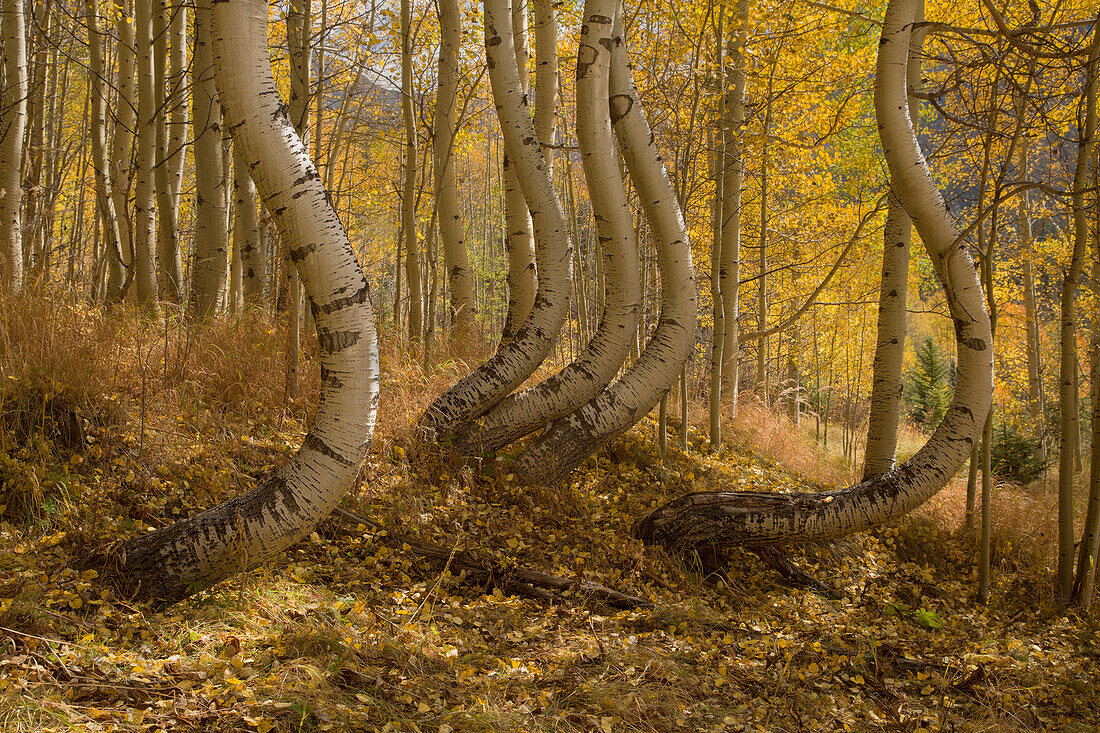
[752,546,843,599]
[329,508,650,610]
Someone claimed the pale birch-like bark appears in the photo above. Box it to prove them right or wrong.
[862,73,923,478]
[515,24,697,484]
[719,0,747,405]
[110,0,136,284]
[168,0,187,215]
[1059,21,1098,602]
[0,0,26,291]
[862,188,914,479]
[634,0,992,550]
[286,0,310,397]
[85,0,124,303]
[132,0,158,306]
[499,0,536,346]
[400,0,422,343]
[154,0,182,301]
[113,0,378,602]
[233,144,263,305]
[532,0,557,162]
[420,0,571,439]
[434,0,475,339]
[451,0,640,455]
[190,0,229,317]
[709,11,725,452]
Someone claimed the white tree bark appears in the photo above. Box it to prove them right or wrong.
[154,0,182,302]
[109,0,136,291]
[400,0,422,342]
[0,0,27,292]
[634,0,992,549]
[434,0,475,340]
[499,0,536,346]
[419,0,571,439]
[190,0,230,317]
[450,0,640,455]
[132,0,158,306]
[515,21,697,484]
[233,144,263,304]
[113,0,378,602]
[85,0,125,303]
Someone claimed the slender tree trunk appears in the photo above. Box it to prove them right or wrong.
[1018,141,1046,465]
[419,0,571,440]
[110,0,379,602]
[233,145,263,306]
[515,16,697,483]
[498,0,536,346]
[1059,23,1098,602]
[634,0,992,551]
[110,0,136,287]
[434,0,475,340]
[190,0,230,316]
[85,0,125,303]
[719,0,747,411]
[450,0,640,455]
[155,0,182,301]
[0,0,27,291]
[132,0,159,306]
[400,0,422,344]
[756,62,776,399]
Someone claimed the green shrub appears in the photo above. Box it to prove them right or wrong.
[990,420,1048,485]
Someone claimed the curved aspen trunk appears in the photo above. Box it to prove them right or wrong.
[132,0,158,306]
[419,0,571,439]
[719,0,747,405]
[633,0,992,550]
[864,5,924,479]
[499,2,536,346]
[111,0,379,602]
[0,0,27,292]
[451,0,639,455]
[109,0,136,295]
[85,0,124,303]
[400,0,422,343]
[434,0,475,340]
[514,22,696,484]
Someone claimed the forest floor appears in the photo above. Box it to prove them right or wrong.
[0,301,1098,732]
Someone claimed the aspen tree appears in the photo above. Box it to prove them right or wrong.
[450,0,640,455]
[863,2,925,480]
[132,0,158,306]
[190,0,230,317]
[515,14,697,484]
[112,0,379,602]
[0,0,26,291]
[233,146,263,305]
[434,0,475,340]
[420,0,571,439]
[110,0,136,284]
[400,0,422,343]
[154,0,182,301]
[634,0,992,550]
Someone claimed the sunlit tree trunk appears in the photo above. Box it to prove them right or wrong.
[233,145,263,306]
[400,0,422,343]
[0,0,27,291]
[532,0,557,161]
[515,17,697,484]
[634,0,992,550]
[22,0,49,270]
[190,0,230,317]
[499,0,536,346]
[719,0,747,409]
[419,0,571,440]
[434,0,475,340]
[709,11,725,453]
[132,0,158,306]
[154,0,182,301]
[110,0,136,287]
[451,0,639,455]
[111,0,379,602]
[286,0,310,396]
[1059,23,1098,602]
[755,61,776,399]
[85,0,125,303]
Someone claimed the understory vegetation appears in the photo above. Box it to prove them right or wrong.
[0,298,1096,732]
